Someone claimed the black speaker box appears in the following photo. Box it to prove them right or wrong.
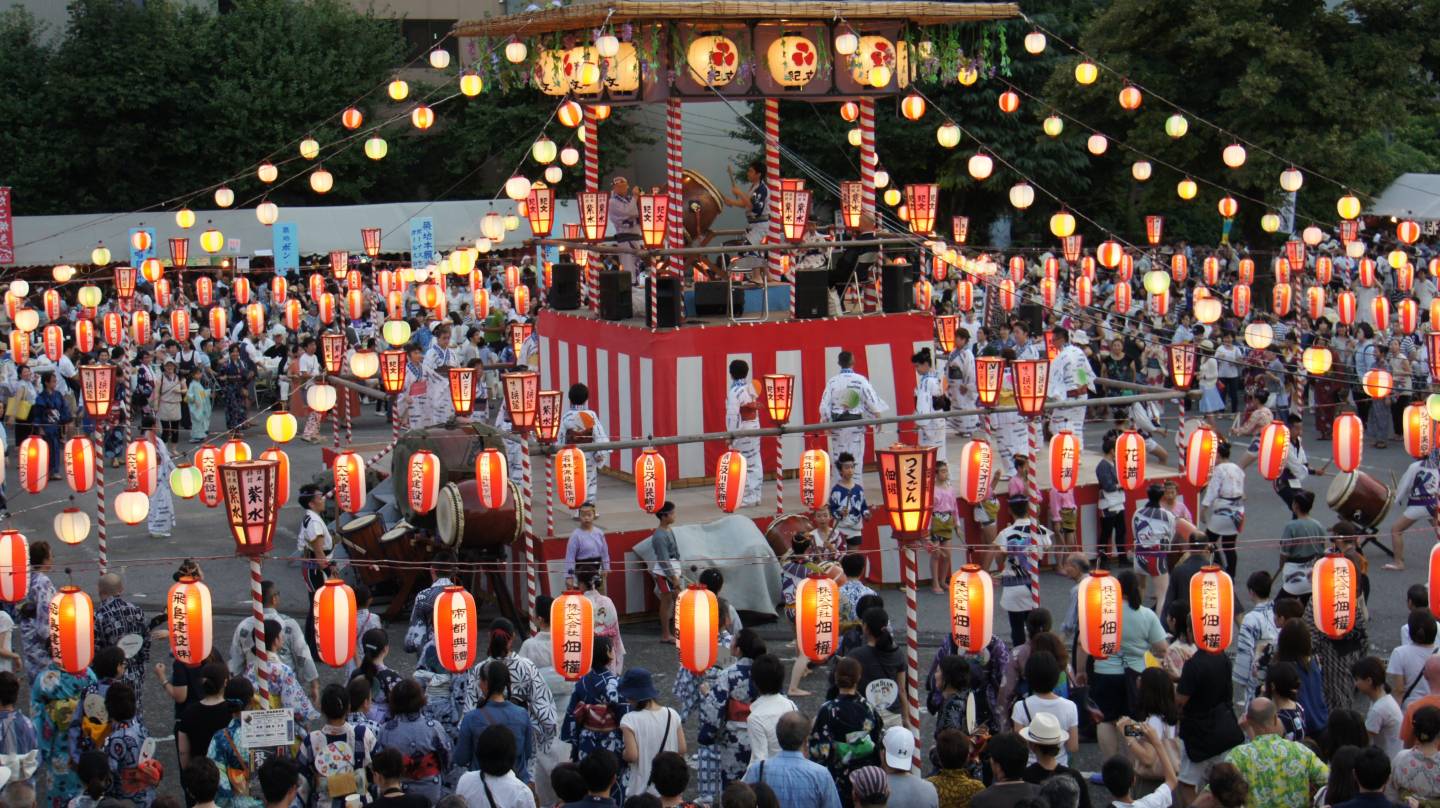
[793,270,829,319]
[881,263,913,313]
[693,281,743,317]
[547,262,582,310]
[1016,302,1044,334]
[647,275,683,328]
[598,271,632,321]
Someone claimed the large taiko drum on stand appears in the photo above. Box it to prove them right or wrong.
[1327,470,1394,530]
[391,424,510,520]
[338,514,387,586]
[682,169,725,245]
[435,480,525,553]
[764,513,815,559]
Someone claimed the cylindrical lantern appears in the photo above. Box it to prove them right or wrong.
[1185,426,1219,488]
[634,447,667,514]
[798,448,831,511]
[0,532,27,602]
[551,591,594,681]
[333,452,366,514]
[475,448,509,509]
[677,585,719,675]
[50,585,94,675]
[64,437,95,494]
[1189,566,1234,653]
[258,448,290,510]
[313,579,357,668]
[433,585,478,673]
[1405,403,1432,459]
[54,508,90,545]
[1050,431,1080,493]
[1257,423,1290,481]
[219,459,280,554]
[761,374,796,424]
[1077,571,1123,659]
[1115,430,1146,491]
[1333,413,1363,472]
[126,440,159,495]
[949,564,994,655]
[555,446,588,510]
[167,576,213,667]
[408,450,441,514]
[714,450,747,513]
[1312,554,1358,639]
[876,444,938,538]
[956,440,993,504]
[19,436,49,494]
[795,576,841,663]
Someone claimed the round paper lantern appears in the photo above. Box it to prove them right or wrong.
[408,450,441,514]
[0,532,26,602]
[1333,413,1363,473]
[1078,571,1122,659]
[1049,210,1076,238]
[677,585,720,675]
[475,448,509,509]
[50,586,93,674]
[333,452,366,514]
[1194,297,1222,325]
[1132,160,1152,181]
[18,436,48,494]
[967,152,993,180]
[53,508,90,545]
[1074,60,1098,85]
[1257,423,1290,481]
[307,383,337,413]
[1312,554,1359,639]
[63,437,95,494]
[1118,84,1142,110]
[949,564,994,655]
[1050,431,1080,493]
[1364,369,1393,399]
[266,412,297,444]
[796,576,841,662]
[169,464,202,500]
[798,448,830,511]
[1399,220,1422,245]
[555,446,588,510]
[714,450,746,513]
[1165,113,1189,139]
[956,440,993,504]
[1337,194,1362,220]
[936,122,961,148]
[115,489,150,525]
[997,91,1020,114]
[1405,403,1432,459]
[167,576,213,667]
[1086,133,1108,155]
[1189,566,1234,652]
[1115,431,1146,491]
[126,440,159,495]
[551,591,594,681]
[686,34,740,87]
[634,447,667,514]
[433,585,478,673]
[314,578,357,668]
[1303,346,1332,375]
[1185,426,1219,488]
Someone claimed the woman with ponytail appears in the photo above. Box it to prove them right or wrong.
[352,629,403,724]
[845,607,907,728]
[464,617,559,778]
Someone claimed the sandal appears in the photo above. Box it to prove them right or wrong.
[1384,563,1406,571]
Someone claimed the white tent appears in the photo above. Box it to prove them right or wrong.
[1369,173,1440,221]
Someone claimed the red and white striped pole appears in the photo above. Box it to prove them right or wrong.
[901,546,921,736]
[665,98,685,276]
[342,390,352,448]
[764,99,784,284]
[250,557,270,703]
[774,441,784,515]
[545,452,556,541]
[331,385,341,452]
[584,107,601,313]
[521,438,537,620]
[1026,418,1042,605]
[858,99,877,220]
[94,444,107,572]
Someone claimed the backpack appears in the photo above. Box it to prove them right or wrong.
[307,726,366,801]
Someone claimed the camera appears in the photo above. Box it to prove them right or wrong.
[1124,724,1144,737]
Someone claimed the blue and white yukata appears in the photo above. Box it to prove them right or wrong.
[698,657,757,797]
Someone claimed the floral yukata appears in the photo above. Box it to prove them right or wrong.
[32,664,95,808]
[698,657,757,796]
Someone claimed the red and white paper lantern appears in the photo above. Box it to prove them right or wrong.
[1313,554,1359,639]
[433,585,477,673]
[634,447,667,513]
[1077,571,1123,659]
[333,452,367,513]
[1115,431,1146,491]
[126,440,159,496]
[63,437,96,494]
[1049,431,1080,493]
[408,450,441,514]
[714,450,746,513]
[551,591,594,681]
[167,576,213,667]
[949,564,994,654]
[1333,413,1363,472]
[795,576,841,663]
[50,585,94,675]
[556,446,588,510]
[1188,565,1234,653]
[798,448,831,511]
[1257,423,1290,481]
[314,578,358,668]
[1185,426,1218,488]
[956,440,993,504]
[0,531,27,603]
[19,436,49,494]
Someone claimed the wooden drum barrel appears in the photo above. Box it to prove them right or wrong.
[338,514,387,586]
[764,513,815,559]
[435,480,525,554]
[390,424,509,520]
[1326,470,1394,530]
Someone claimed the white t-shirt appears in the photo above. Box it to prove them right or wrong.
[1388,644,1439,708]
[1365,693,1404,758]
[0,611,15,673]
[620,706,682,796]
[297,510,333,560]
[1116,782,1172,808]
[456,770,536,808]
[1011,695,1079,766]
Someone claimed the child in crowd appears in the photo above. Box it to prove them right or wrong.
[828,453,870,549]
[929,461,957,594]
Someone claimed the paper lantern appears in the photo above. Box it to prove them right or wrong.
[952,440,994,504]
[72,318,94,355]
[1183,426,1218,488]
[630,447,668,514]
[0,532,26,602]
[767,33,820,88]
[53,508,90,545]
[1337,194,1361,220]
[1012,360,1049,417]
[677,586,720,675]
[1168,343,1196,390]
[1303,346,1332,375]
[197,445,223,509]
[1333,413,1363,472]
[258,448,289,510]
[876,444,937,539]
[1399,220,1422,245]
[1305,286,1325,321]
[555,446,588,510]
[446,367,477,417]
[1257,423,1290,481]
[123,440,158,496]
[1312,554,1358,639]
[949,564,994,654]
[309,579,358,669]
[1400,298,1419,335]
[169,464,202,500]
[407,450,442,514]
[998,90,1020,113]
[307,383,337,414]
[1405,403,1432,459]
[1114,282,1132,312]
[18,436,48,494]
[1078,571,1122,659]
[1269,284,1290,317]
[114,490,149,525]
[798,448,831,510]
[1050,431,1080,493]
[1337,290,1356,325]
[208,305,227,337]
[975,357,1004,407]
[433,585,477,673]
[1373,297,1391,332]
[64,437,95,494]
[50,586,94,675]
[475,448,509,509]
[760,374,796,425]
[952,216,970,244]
[1364,369,1393,399]
[263,411,296,445]
[1189,566,1234,653]
[796,576,841,662]
[714,450,747,513]
[1113,430,1146,491]
[167,576,213,667]
[101,312,122,348]
[333,452,366,514]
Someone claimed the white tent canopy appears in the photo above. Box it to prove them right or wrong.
[3,197,584,267]
[1369,173,1440,222]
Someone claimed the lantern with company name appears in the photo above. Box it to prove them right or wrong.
[1078,571,1122,659]
[0,532,26,602]
[1313,553,1358,639]
[779,188,811,242]
[1257,423,1290,481]
[50,586,94,675]
[333,452,366,514]
[320,333,346,375]
[475,448,509,509]
[64,437,95,493]
[634,447,667,513]
[1272,285,1291,317]
[1012,360,1049,417]
[577,192,609,240]
[167,576,213,667]
[1189,566,1234,653]
[1113,430,1146,491]
[192,444,221,508]
[78,365,111,418]
[798,448,831,510]
[956,440,993,504]
[407,450,441,514]
[1168,344,1196,389]
[525,183,556,238]
[1306,286,1325,321]
[934,315,958,353]
[100,312,122,348]
[949,564,994,654]
[19,436,48,494]
[552,591,594,681]
[447,368,477,416]
[209,305,228,337]
[1050,431,1080,493]
[1114,282,1132,312]
[975,357,1003,407]
[1405,403,1432,459]
[796,575,840,662]
[219,460,278,553]
[836,182,863,231]
[42,325,62,362]
[313,579,357,668]
[534,390,563,444]
[677,586,719,675]
[876,444,937,540]
[714,450,746,513]
[904,184,938,234]
[1230,284,1249,318]
[1181,425,1218,488]
[380,350,407,394]
[633,193,668,248]
[556,447,588,510]
[433,585,477,673]
[169,309,190,343]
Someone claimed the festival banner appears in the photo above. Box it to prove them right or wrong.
[0,187,12,264]
[273,222,299,273]
[409,216,435,267]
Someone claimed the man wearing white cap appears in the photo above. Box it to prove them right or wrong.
[881,726,938,808]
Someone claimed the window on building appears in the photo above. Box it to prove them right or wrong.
[400,19,457,62]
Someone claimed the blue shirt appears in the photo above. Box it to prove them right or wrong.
[454,700,534,782]
[742,750,843,808]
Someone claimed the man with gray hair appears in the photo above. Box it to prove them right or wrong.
[94,572,149,711]
[1223,698,1328,808]
[1038,774,1081,808]
[741,712,839,808]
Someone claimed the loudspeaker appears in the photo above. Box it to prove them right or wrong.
[881,263,913,313]
[793,270,829,319]
[598,271,632,321]
[1015,303,1043,334]
[693,281,743,317]
[548,262,581,310]
[647,275,683,328]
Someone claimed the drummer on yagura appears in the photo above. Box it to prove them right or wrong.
[565,502,609,591]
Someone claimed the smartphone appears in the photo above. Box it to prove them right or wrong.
[1124,724,1144,737]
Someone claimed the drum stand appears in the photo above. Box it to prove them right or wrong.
[1356,525,1396,559]
[464,547,531,637]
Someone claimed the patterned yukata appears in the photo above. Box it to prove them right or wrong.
[94,596,150,712]
[839,579,877,625]
[674,629,732,804]
[246,660,320,725]
[0,706,39,785]
[925,634,1010,732]
[104,719,153,807]
[33,665,96,808]
[377,712,452,804]
[20,570,55,672]
[699,657,756,794]
[807,693,883,807]
[143,437,176,537]
[216,358,249,430]
[297,721,379,808]
[68,677,120,762]
[207,715,261,808]
[414,644,467,744]
[779,557,811,623]
[186,379,212,442]
[341,609,383,681]
[403,578,455,653]
[560,670,627,799]
[462,653,559,758]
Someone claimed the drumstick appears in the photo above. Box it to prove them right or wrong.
[339,537,369,556]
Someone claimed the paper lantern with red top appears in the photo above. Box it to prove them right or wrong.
[1115,431,1146,491]
[475,448,509,509]
[556,446,588,510]
[1285,239,1305,270]
[1231,284,1250,318]
[1272,285,1291,317]
[503,372,540,432]
[218,459,281,555]
[101,312,122,347]
[167,576,212,667]
[1337,290,1356,325]
[796,576,841,662]
[1203,256,1220,287]
[0,532,26,602]
[1359,258,1376,287]
[433,585,478,673]
[169,310,190,344]
[715,450,747,513]
[1189,566,1234,653]
[1050,431,1080,493]
[1077,571,1123,659]
[1306,286,1325,321]
[1399,220,1422,245]
[1333,413,1363,472]
[956,440,993,504]
[64,437,95,494]
[284,300,302,331]
[41,325,62,363]
[271,276,288,303]
[934,315,958,354]
[1399,298,1419,335]
[1364,368,1393,399]
[1405,403,1432,459]
[975,357,1004,407]
[196,445,223,508]
[998,279,1016,311]
[798,448,831,511]
[552,591,595,682]
[1168,343,1196,389]
[1315,256,1333,284]
[1373,297,1390,332]
[50,586,93,675]
[209,306,227,338]
[1185,426,1219,488]
[677,585,720,675]
[19,436,48,494]
[126,440,159,495]
[313,578,356,668]
[259,448,289,509]
[1114,282,1132,312]
[634,448,667,513]
[317,293,336,325]
[876,444,938,539]
[949,564,994,654]
[447,367,477,416]
[1012,360,1049,417]
[1313,554,1359,639]
[408,450,441,514]
[1257,423,1290,481]
[333,452,366,513]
